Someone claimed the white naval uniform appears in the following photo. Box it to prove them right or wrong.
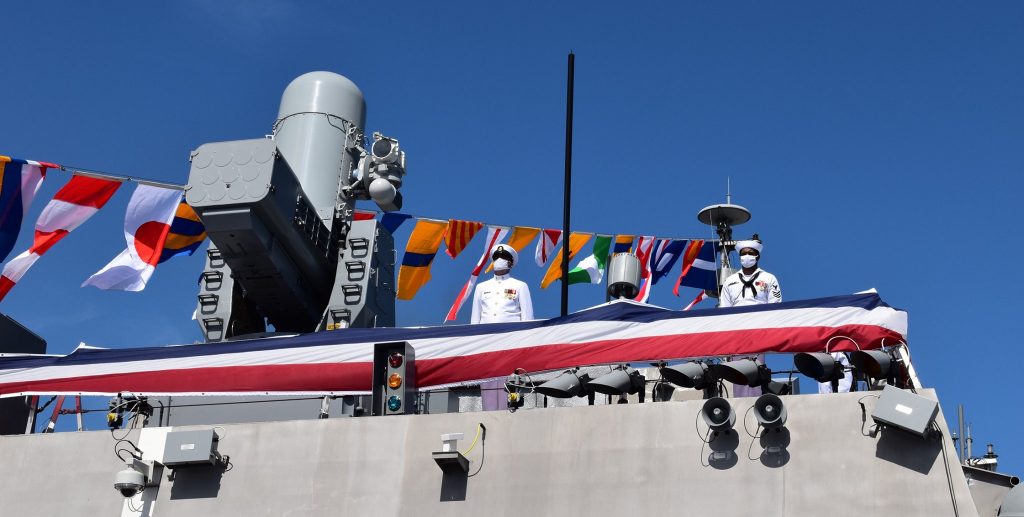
[718,268,782,308]
[817,352,853,393]
[470,274,534,324]
[718,267,781,397]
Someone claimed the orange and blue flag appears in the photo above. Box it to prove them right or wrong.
[397,219,448,300]
[0,156,52,262]
[158,201,206,263]
[612,234,634,254]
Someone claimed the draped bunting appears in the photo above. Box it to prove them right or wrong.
[0,293,908,397]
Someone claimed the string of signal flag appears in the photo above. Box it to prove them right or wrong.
[0,156,724,315]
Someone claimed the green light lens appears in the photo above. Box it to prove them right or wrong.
[387,396,402,412]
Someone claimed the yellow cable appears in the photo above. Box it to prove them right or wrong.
[461,423,483,456]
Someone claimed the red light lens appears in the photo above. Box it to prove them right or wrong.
[388,352,404,368]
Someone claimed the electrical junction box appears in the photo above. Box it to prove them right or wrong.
[163,429,223,467]
[871,384,939,437]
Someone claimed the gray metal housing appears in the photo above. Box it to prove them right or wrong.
[186,138,332,332]
[319,218,396,330]
[872,384,941,437]
[275,71,366,229]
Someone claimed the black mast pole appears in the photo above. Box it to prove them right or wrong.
[561,52,575,317]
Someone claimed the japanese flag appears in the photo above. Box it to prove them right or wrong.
[82,184,182,291]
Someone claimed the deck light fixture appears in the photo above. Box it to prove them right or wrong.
[534,368,592,399]
[660,361,719,398]
[588,366,645,401]
[794,352,845,383]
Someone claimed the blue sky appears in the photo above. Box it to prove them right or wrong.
[2,2,1022,472]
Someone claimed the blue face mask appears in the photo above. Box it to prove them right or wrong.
[739,255,758,268]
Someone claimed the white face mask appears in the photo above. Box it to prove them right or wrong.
[739,255,758,268]
[493,258,511,274]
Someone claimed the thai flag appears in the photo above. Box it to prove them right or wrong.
[82,184,182,291]
[649,239,687,285]
[0,175,121,301]
[0,157,53,262]
[0,293,908,397]
[673,240,719,296]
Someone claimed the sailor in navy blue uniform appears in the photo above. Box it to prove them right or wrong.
[471,244,534,324]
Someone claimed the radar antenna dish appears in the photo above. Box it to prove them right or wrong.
[696,180,753,299]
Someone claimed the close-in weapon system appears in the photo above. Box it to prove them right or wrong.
[185,72,405,341]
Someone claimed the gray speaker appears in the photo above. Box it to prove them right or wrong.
[753,393,787,429]
[794,352,843,383]
[607,253,641,299]
[701,397,736,432]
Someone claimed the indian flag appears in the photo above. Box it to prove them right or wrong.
[567,235,612,285]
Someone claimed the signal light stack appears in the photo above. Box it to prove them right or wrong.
[372,342,416,416]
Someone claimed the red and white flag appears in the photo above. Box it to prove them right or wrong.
[0,175,122,301]
[534,228,562,267]
[632,235,656,303]
[82,184,182,291]
[683,290,705,311]
[445,226,510,321]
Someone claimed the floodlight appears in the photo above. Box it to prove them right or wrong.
[660,361,720,398]
[794,352,844,383]
[660,362,708,388]
[535,369,592,398]
[589,367,645,398]
[607,253,641,299]
[753,394,787,429]
[850,349,895,379]
[701,397,736,433]
[712,359,769,388]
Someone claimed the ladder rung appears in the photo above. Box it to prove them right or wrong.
[198,294,219,307]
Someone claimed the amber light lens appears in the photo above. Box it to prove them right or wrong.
[388,373,403,389]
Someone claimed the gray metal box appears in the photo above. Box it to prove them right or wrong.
[871,384,939,437]
[163,429,221,466]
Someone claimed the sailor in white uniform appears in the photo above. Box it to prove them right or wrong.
[719,240,781,308]
[719,239,781,397]
[470,244,534,324]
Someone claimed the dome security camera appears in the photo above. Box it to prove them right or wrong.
[114,466,146,498]
[113,459,161,498]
